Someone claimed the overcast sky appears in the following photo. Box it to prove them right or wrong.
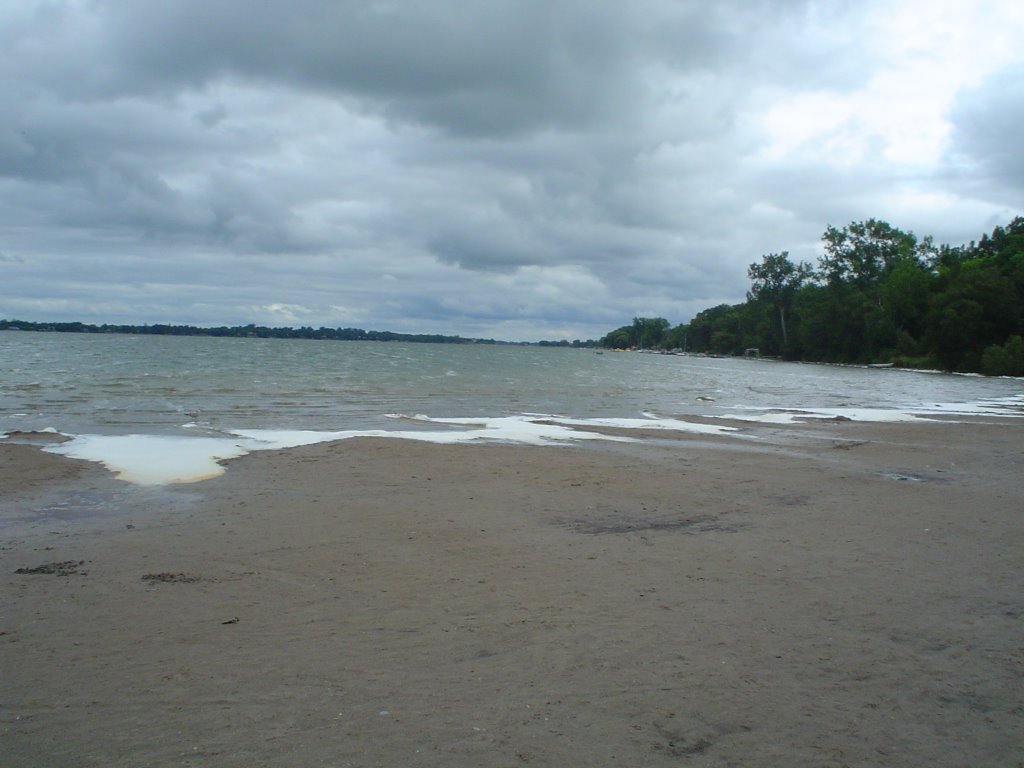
[2,0,1023,340]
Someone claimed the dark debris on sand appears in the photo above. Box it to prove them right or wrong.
[566,515,743,535]
[141,572,202,583]
[15,560,86,576]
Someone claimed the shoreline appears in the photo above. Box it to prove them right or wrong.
[2,420,1023,766]
[3,394,1022,487]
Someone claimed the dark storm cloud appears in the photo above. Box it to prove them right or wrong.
[1,0,1022,339]
[22,1,746,135]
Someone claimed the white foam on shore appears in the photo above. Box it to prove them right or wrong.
[39,397,1021,486]
[45,413,732,486]
[921,395,1024,415]
[717,408,932,424]
[230,415,643,450]
[394,413,738,436]
[544,414,739,435]
[716,395,1024,424]
[45,434,251,485]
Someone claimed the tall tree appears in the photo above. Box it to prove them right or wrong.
[747,251,813,349]
[630,317,670,349]
[819,219,919,293]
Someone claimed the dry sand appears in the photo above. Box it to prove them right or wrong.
[1,419,1022,767]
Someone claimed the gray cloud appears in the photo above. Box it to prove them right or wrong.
[949,63,1024,207]
[1,0,1022,340]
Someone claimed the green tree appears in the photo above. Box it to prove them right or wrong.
[599,216,1022,374]
[601,326,632,349]
[686,304,754,355]
[927,258,1020,370]
[663,323,689,351]
[819,219,919,291]
[747,251,813,352]
[630,317,670,349]
[981,336,1024,376]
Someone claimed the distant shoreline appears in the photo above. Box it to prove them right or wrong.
[0,319,598,348]
[0,318,506,345]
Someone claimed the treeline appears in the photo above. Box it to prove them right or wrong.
[602,217,1024,376]
[0,320,499,345]
[0,319,601,347]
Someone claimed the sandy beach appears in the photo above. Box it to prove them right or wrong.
[1,419,1022,767]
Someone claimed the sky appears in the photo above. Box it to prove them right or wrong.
[2,0,1023,341]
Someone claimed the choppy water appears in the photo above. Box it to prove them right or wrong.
[2,331,1022,484]
[3,331,1023,437]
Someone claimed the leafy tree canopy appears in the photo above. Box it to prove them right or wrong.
[600,217,1024,374]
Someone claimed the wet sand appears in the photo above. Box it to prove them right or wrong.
[1,419,1022,767]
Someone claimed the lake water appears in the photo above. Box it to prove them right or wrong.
[2,331,1022,484]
